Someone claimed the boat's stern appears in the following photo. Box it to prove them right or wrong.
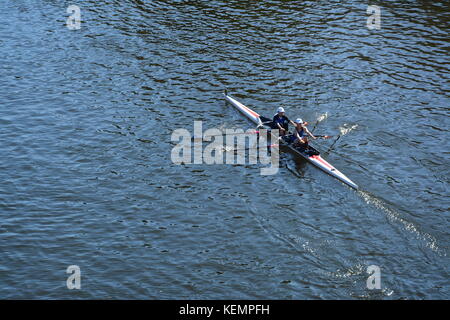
[224,93,262,126]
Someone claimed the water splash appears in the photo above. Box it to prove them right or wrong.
[325,263,366,279]
[316,112,328,123]
[339,123,358,136]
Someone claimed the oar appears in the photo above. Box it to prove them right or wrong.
[191,130,262,141]
[285,134,333,140]
[325,135,341,152]
[222,143,279,153]
[311,113,328,133]
[311,121,320,133]
[222,125,278,152]
[259,120,273,127]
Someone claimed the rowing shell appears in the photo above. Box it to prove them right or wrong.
[224,92,358,189]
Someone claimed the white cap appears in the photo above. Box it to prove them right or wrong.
[295,118,303,124]
[277,107,285,113]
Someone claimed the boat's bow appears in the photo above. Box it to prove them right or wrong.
[307,154,358,189]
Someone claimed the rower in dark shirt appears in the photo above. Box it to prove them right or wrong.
[272,107,296,136]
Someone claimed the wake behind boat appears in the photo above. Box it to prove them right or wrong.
[224,91,359,190]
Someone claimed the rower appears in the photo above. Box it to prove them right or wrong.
[292,118,317,148]
[272,107,296,136]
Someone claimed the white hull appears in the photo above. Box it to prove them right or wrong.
[224,93,358,189]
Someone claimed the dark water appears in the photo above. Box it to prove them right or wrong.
[1,0,448,299]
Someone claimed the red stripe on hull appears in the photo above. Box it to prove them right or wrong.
[242,105,261,119]
[310,155,334,170]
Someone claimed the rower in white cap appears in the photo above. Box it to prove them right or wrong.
[292,118,317,148]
